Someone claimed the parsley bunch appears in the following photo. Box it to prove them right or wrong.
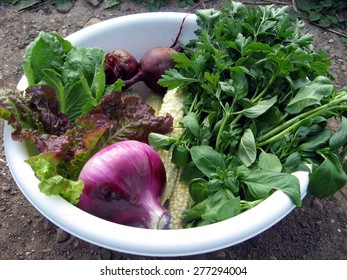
[157,2,347,227]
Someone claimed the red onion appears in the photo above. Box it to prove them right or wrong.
[77,140,170,229]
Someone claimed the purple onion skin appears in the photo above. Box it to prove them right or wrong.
[124,47,178,94]
[77,140,171,229]
[104,49,139,85]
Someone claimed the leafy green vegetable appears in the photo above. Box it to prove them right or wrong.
[0,84,73,141]
[184,188,240,226]
[22,31,106,122]
[285,76,334,114]
[158,2,347,227]
[1,29,174,203]
[21,91,173,203]
[238,129,256,167]
[190,145,226,176]
[309,150,347,198]
[22,32,73,85]
[259,150,282,172]
[25,153,84,204]
[237,166,302,206]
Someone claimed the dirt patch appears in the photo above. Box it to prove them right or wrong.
[0,0,346,260]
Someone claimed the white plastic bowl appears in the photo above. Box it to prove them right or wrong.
[4,12,309,257]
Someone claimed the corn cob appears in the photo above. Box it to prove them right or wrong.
[146,88,190,229]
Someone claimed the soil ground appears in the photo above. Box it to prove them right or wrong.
[0,0,346,260]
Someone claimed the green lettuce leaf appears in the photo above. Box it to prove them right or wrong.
[22,31,73,86]
[22,31,106,121]
[25,152,84,205]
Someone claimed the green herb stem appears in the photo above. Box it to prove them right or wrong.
[215,111,232,152]
[339,145,347,161]
[258,103,347,147]
[258,93,347,144]
[251,74,277,103]
[258,106,326,145]
[240,198,264,211]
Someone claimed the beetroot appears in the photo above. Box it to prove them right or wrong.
[104,49,139,85]
[122,14,188,94]
[124,47,178,94]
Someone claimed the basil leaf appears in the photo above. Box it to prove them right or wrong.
[242,96,277,118]
[283,152,302,173]
[189,178,209,203]
[285,76,334,114]
[172,144,190,167]
[238,128,256,167]
[309,151,347,198]
[201,191,240,222]
[329,116,347,150]
[184,189,240,224]
[239,169,302,206]
[180,112,200,138]
[190,145,226,177]
[259,151,282,172]
[180,161,205,183]
[148,133,178,150]
[299,127,332,152]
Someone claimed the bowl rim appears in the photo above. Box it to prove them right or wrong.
[5,12,309,257]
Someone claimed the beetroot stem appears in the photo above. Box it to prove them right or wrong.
[170,13,189,51]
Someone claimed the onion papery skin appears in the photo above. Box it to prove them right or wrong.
[77,140,170,229]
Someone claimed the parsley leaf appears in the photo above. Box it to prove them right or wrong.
[159,1,347,227]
